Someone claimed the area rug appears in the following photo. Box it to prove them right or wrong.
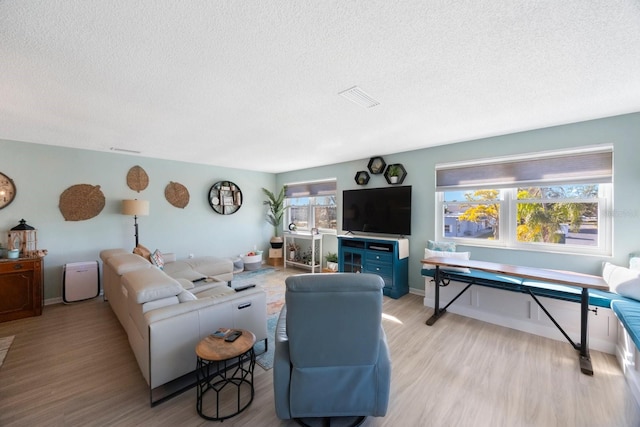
[0,335,14,369]
[255,313,278,370]
[233,267,276,282]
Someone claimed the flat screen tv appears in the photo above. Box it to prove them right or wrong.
[342,186,411,236]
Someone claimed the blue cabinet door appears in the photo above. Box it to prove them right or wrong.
[338,236,409,299]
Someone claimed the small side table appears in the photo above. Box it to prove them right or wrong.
[195,329,256,421]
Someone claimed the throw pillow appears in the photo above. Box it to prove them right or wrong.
[150,249,165,270]
[422,248,471,273]
[133,244,152,262]
[630,257,640,271]
[427,240,456,252]
[603,262,640,301]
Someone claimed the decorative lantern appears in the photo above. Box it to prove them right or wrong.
[8,219,37,258]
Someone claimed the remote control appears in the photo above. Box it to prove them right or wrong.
[234,284,256,292]
[225,330,242,342]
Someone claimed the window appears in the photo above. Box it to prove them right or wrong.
[285,180,337,233]
[515,185,601,247]
[435,146,613,255]
[443,189,501,240]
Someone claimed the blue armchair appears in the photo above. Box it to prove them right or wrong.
[273,273,391,425]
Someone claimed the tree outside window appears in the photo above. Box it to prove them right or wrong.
[441,184,603,251]
[516,185,599,246]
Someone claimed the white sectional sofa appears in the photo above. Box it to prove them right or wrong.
[100,249,267,404]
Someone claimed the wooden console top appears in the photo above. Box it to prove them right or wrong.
[422,257,609,291]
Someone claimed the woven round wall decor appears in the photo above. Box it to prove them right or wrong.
[126,165,149,192]
[165,181,190,208]
[59,184,105,221]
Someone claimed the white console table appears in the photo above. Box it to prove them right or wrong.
[283,232,323,273]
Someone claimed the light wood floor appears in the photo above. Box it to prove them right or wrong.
[1,282,639,426]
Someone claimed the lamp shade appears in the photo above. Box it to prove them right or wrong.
[122,199,149,216]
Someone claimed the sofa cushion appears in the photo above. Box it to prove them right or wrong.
[611,300,640,351]
[194,285,236,299]
[177,289,198,302]
[106,253,152,275]
[162,261,207,282]
[122,267,183,304]
[184,256,233,277]
[175,277,195,290]
[191,281,230,294]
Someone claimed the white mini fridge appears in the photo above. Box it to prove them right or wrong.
[63,261,100,303]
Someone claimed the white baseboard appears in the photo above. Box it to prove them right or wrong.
[409,288,425,297]
[45,289,104,306]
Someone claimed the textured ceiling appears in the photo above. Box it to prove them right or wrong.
[1,1,640,173]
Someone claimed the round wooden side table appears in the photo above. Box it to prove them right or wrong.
[195,329,256,421]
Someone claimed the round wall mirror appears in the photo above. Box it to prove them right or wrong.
[0,172,16,210]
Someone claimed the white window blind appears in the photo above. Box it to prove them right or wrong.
[285,180,336,197]
[436,147,612,191]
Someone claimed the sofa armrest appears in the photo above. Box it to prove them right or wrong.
[273,306,292,419]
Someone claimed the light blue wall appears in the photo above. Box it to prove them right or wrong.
[3,113,639,299]
[1,139,276,300]
[277,113,640,291]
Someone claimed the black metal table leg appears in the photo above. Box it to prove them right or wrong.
[426,266,445,325]
[579,287,593,375]
[196,348,256,420]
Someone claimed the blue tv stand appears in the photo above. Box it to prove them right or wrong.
[338,235,409,299]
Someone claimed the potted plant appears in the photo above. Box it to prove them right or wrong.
[262,186,288,248]
[325,252,338,271]
[388,165,401,183]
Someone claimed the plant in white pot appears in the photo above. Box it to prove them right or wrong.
[325,252,339,271]
[262,186,288,249]
[388,165,401,183]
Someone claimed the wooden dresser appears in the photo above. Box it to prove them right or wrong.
[0,257,43,322]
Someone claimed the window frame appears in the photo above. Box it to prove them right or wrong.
[285,195,337,234]
[434,146,613,256]
[284,179,337,235]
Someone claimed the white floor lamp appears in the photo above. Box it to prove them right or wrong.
[122,199,149,247]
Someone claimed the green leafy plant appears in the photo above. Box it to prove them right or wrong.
[262,186,288,237]
[388,165,401,177]
[325,252,338,263]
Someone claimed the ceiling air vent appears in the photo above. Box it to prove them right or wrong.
[339,86,380,108]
